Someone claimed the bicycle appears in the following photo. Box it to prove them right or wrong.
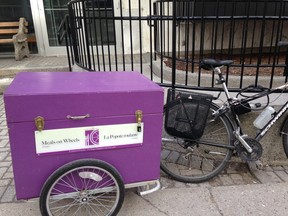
[160,58,288,183]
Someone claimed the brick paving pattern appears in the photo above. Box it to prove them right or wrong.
[0,95,288,204]
[0,95,16,203]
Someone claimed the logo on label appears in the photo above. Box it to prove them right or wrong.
[85,129,99,146]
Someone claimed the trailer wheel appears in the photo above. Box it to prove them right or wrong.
[39,159,125,216]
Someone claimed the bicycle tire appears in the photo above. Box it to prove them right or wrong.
[39,159,125,216]
[161,101,234,183]
[282,117,288,158]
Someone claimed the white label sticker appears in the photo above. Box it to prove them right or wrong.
[35,123,143,154]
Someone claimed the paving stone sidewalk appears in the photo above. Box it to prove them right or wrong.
[0,94,288,204]
[0,95,14,203]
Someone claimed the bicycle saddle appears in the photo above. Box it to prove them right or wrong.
[200,59,233,70]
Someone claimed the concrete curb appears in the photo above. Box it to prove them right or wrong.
[152,59,287,89]
[248,161,288,184]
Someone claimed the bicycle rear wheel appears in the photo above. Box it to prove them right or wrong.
[282,118,288,158]
[161,102,234,183]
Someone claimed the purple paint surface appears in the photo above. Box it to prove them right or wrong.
[4,72,164,200]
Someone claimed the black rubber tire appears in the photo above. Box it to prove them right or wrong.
[282,117,288,158]
[39,159,125,216]
[161,102,234,183]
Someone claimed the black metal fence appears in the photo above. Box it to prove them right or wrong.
[59,0,288,91]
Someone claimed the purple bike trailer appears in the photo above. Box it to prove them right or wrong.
[4,71,164,200]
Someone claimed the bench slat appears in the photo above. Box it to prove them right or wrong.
[0,29,28,34]
[0,29,18,34]
[0,22,19,27]
[0,38,13,43]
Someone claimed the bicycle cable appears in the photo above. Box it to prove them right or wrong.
[268,87,285,104]
[236,85,270,111]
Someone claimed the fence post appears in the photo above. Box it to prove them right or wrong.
[64,16,72,72]
[68,3,79,64]
[81,1,92,70]
[171,0,177,89]
[285,47,288,82]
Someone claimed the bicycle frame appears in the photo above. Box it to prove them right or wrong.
[255,100,288,141]
[213,66,288,152]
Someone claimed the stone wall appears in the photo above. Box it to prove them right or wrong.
[177,20,288,54]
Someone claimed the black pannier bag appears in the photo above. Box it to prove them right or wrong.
[165,89,213,140]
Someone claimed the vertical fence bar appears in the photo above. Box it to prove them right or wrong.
[167,1,170,61]
[104,0,111,71]
[268,5,278,65]
[92,0,101,71]
[160,0,163,83]
[220,3,226,60]
[96,0,106,71]
[191,1,196,75]
[111,0,118,71]
[211,0,221,88]
[227,0,237,87]
[68,3,79,64]
[75,3,84,66]
[64,16,72,71]
[184,1,191,85]
[77,2,85,67]
[228,0,236,59]
[270,0,284,88]
[249,3,258,64]
[177,2,182,59]
[210,18,215,58]
[239,0,251,89]
[212,0,220,59]
[255,0,268,87]
[198,0,206,87]
[279,12,285,65]
[149,0,153,80]
[138,0,143,74]
[285,46,288,82]
[153,2,157,61]
[86,2,95,71]
[119,0,125,70]
[82,1,92,69]
[67,16,74,67]
[171,0,177,89]
[162,1,166,57]
[128,0,134,70]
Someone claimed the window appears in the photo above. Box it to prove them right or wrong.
[44,0,70,46]
[45,0,115,47]
[85,0,116,45]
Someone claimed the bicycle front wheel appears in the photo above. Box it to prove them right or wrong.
[161,102,234,183]
[39,159,125,216]
[282,117,288,158]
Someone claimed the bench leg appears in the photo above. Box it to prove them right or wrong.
[13,35,29,61]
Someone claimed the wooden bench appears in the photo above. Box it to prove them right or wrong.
[0,18,29,60]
